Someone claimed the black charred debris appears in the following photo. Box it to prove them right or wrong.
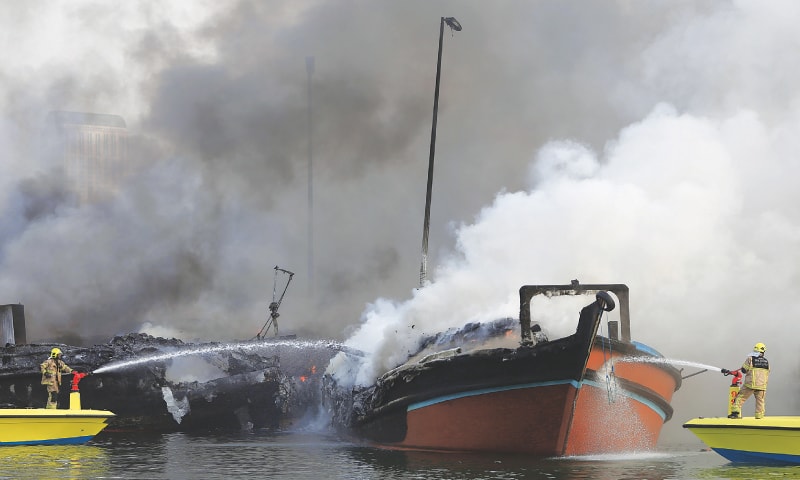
[0,333,335,432]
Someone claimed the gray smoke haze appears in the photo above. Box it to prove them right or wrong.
[2,1,800,445]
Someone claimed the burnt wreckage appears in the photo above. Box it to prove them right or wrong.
[0,267,341,432]
[0,334,336,431]
[1,303,335,431]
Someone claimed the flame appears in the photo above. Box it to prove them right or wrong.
[297,365,316,383]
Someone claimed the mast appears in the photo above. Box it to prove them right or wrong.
[419,17,461,288]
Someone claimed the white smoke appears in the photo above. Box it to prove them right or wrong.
[331,100,800,443]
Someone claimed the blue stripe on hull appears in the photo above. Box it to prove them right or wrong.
[0,435,94,447]
[408,380,580,411]
[407,379,668,422]
[714,448,800,465]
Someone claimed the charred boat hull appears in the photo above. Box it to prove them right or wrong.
[0,334,332,432]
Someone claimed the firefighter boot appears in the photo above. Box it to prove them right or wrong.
[728,411,741,419]
[46,391,58,409]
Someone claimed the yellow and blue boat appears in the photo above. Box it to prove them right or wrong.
[0,408,115,446]
[0,372,114,446]
[683,416,800,464]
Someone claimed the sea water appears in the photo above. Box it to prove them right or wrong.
[1,429,796,480]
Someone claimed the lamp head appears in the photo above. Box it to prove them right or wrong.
[444,17,462,31]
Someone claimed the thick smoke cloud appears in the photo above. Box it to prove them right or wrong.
[2,0,799,444]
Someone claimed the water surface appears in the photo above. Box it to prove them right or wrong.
[0,430,797,479]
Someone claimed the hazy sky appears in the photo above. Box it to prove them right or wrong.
[2,0,800,443]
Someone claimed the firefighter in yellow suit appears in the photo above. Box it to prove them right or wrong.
[726,342,769,419]
[40,348,73,409]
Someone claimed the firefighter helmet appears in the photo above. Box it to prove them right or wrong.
[50,347,62,358]
[753,342,766,354]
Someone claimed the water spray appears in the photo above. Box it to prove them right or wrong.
[92,339,351,375]
[617,356,724,373]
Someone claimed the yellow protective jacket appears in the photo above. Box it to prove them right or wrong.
[741,353,769,390]
[40,358,72,387]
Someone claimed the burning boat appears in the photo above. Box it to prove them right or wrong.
[1,270,336,433]
[326,281,682,455]
[0,330,335,432]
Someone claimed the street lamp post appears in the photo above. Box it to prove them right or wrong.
[306,56,314,298]
[420,16,461,288]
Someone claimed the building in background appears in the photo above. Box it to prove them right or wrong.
[43,111,128,205]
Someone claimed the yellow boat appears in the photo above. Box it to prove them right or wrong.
[0,408,114,446]
[0,372,114,446]
[683,416,800,464]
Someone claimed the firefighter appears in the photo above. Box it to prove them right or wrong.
[40,347,73,409]
[723,342,769,419]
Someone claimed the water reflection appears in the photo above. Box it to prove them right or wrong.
[347,447,544,479]
[0,444,110,479]
[0,430,755,479]
[97,431,169,476]
[696,464,800,479]
[345,445,689,480]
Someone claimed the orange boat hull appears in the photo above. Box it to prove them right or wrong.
[565,381,670,454]
[348,285,681,456]
[403,382,578,455]
[361,341,680,456]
